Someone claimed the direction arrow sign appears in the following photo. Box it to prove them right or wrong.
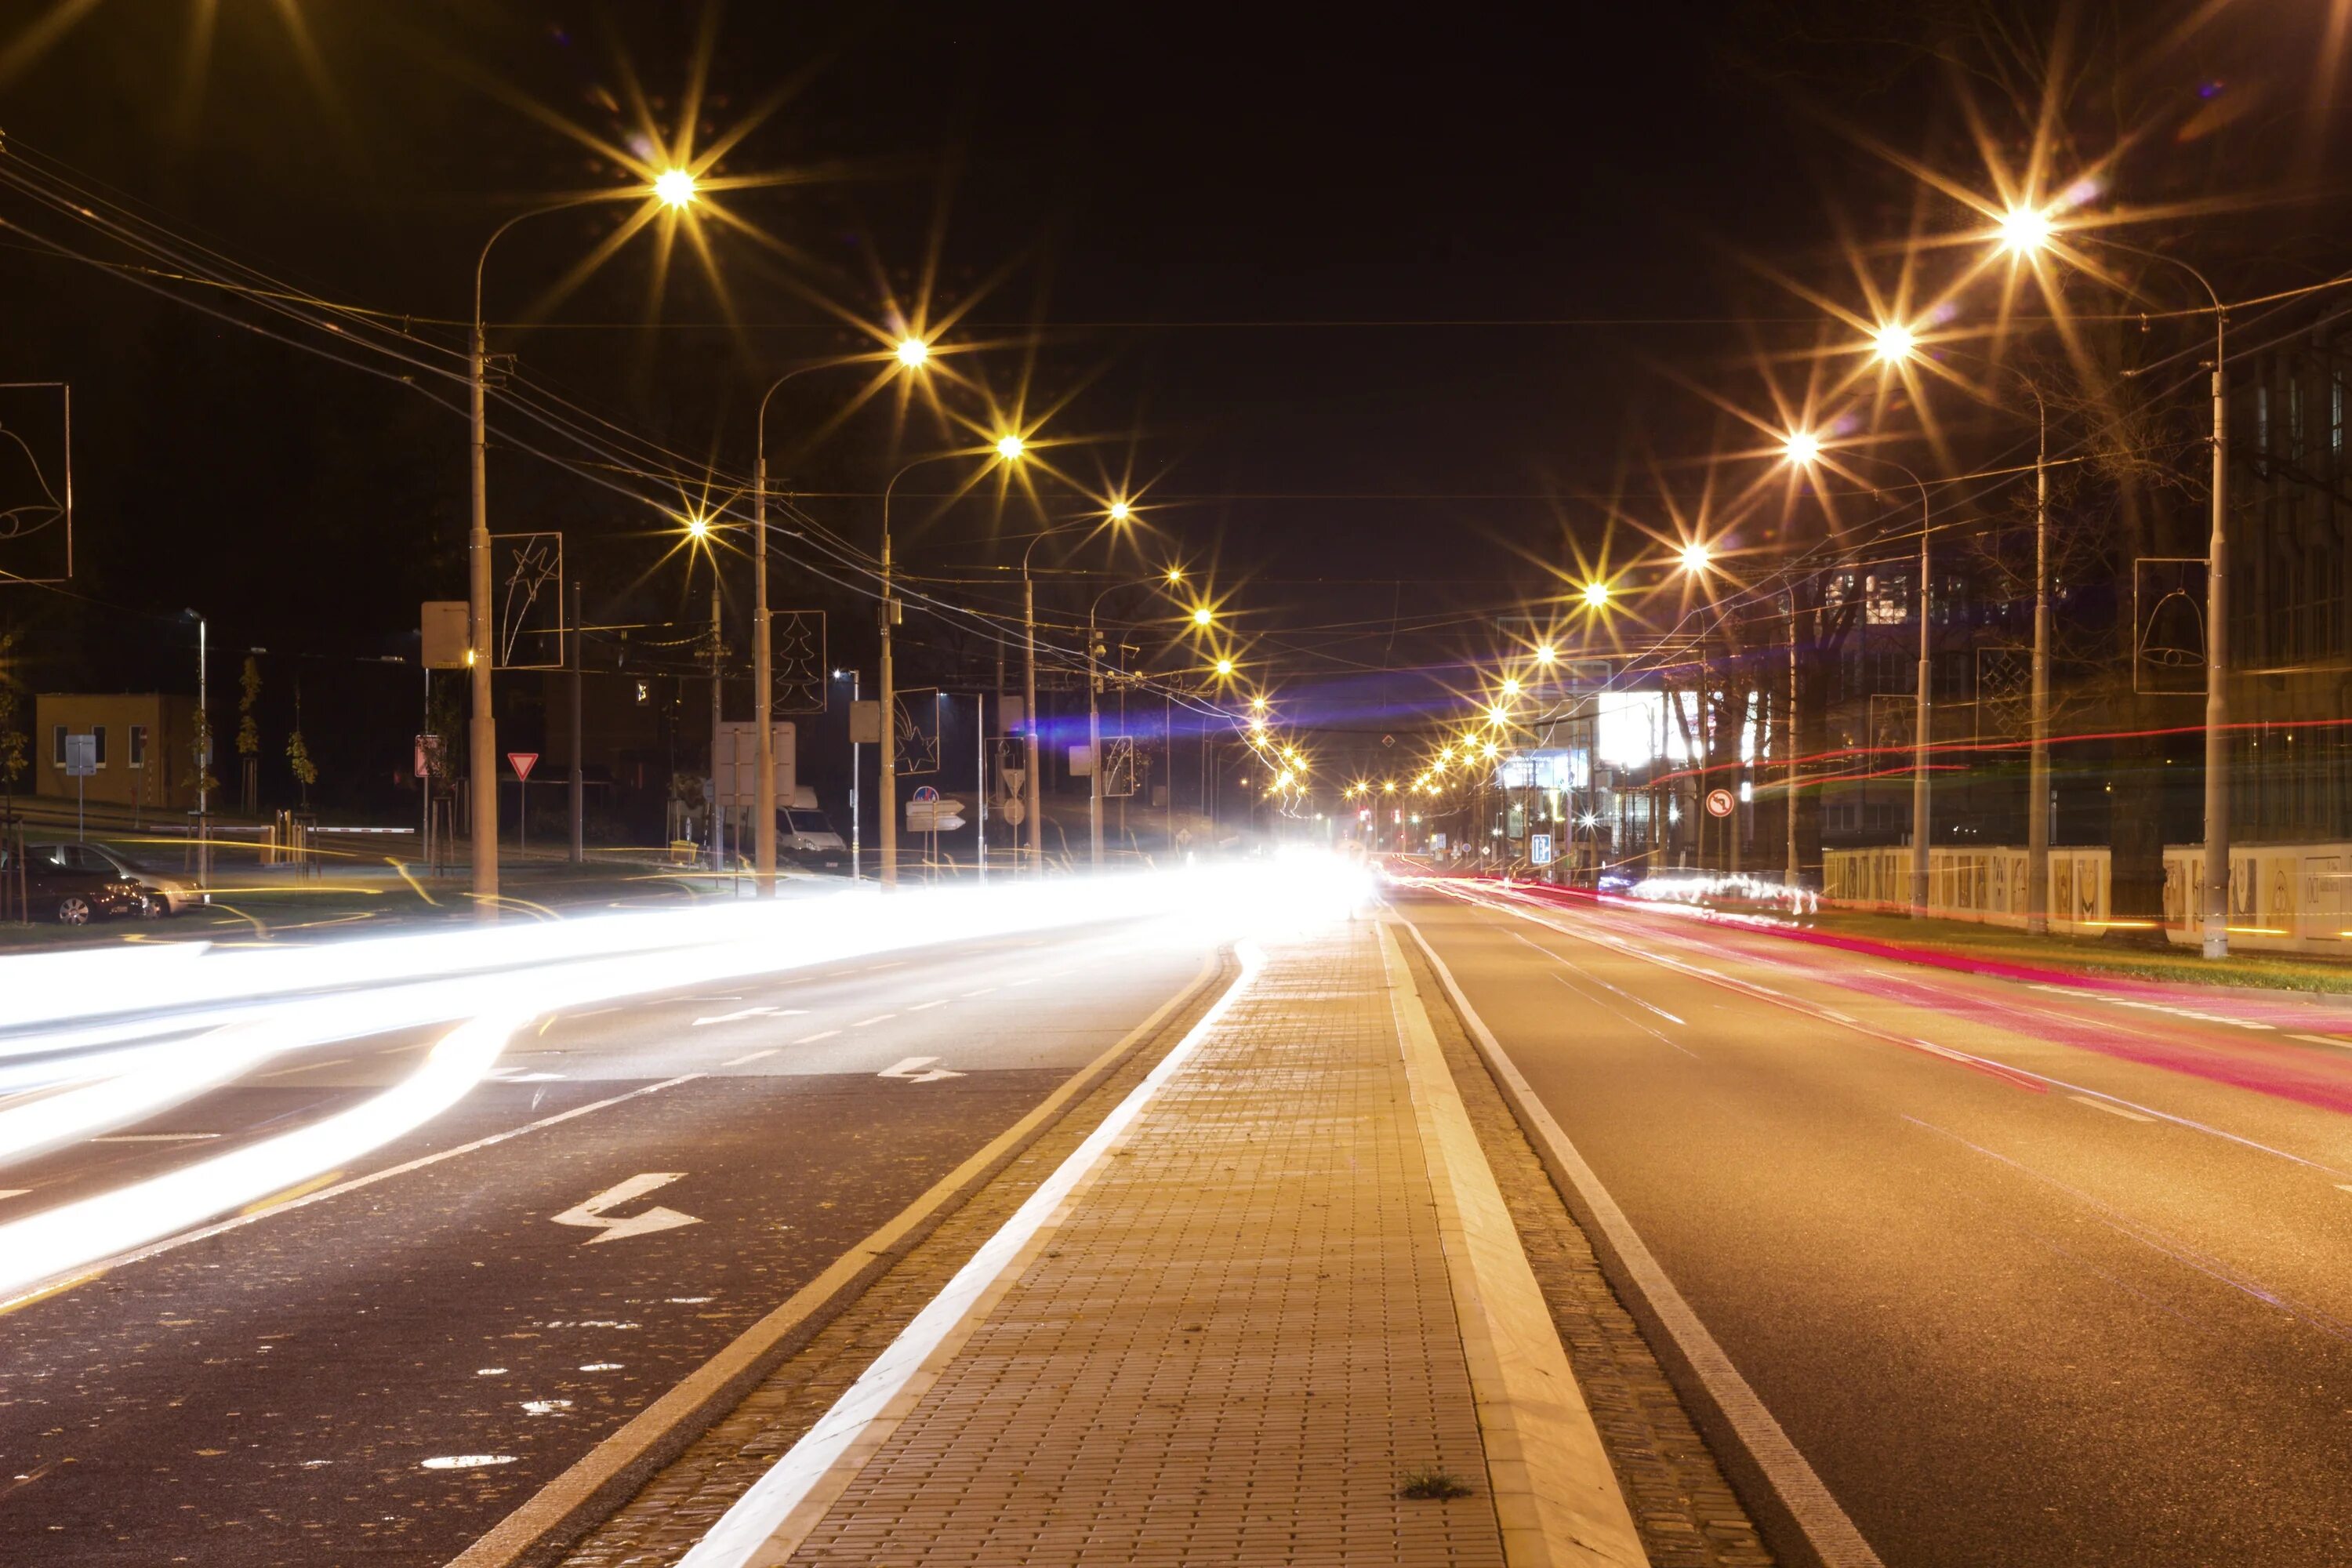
[1704,787,1734,818]
[906,797,965,832]
[550,1172,700,1244]
[508,751,539,782]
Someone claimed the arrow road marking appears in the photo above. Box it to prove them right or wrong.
[878,1056,966,1084]
[551,1173,702,1245]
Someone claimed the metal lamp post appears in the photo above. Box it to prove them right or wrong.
[467,180,690,915]
[750,344,929,896]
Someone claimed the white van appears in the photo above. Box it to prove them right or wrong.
[780,789,848,869]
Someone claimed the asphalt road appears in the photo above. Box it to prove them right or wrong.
[0,916,1217,1566]
[1400,882,2352,1568]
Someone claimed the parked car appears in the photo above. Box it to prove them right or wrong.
[29,841,207,915]
[1,844,156,924]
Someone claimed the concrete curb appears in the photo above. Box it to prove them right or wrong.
[1378,920,1650,1568]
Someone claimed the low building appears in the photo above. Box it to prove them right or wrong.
[33,693,201,812]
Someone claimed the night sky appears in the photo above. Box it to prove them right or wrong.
[1,0,2343,809]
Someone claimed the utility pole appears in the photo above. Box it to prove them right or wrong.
[1787,586,1800,890]
[1087,608,1104,868]
[1023,575,1044,875]
[752,435,775,896]
[709,580,724,877]
[1912,502,1932,917]
[2201,321,2230,958]
[2027,399,2050,935]
[569,579,584,864]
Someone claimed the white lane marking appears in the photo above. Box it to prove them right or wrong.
[2029,983,2277,1031]
[721,1049,777,1067]
[0,1073,706,1314]
[1440,884,2352,1176]
[1820,1011,1859,1026]
[906,1000,947,1012]
[962,987,996,997]
[92,1133,220,1143]
[850,1014,896,1028]
[492,1071,564,1083]
[579,1362,623,1372]
[569,1007,621,1019]
[674,942,1264,1568]
[694,1007,777,1026]
[1403,916,1885,1568]
[2292,1033,2352,1048]
[257,1057,352,1079]
[795,1030,840,1043]
[0,1189,28,1201]
[1007,978,1037,988]
[423,1454,516,1471]
[550,1173,701,1245]
[521,1399,574,1416]
[878,1057,965,1084]
[2071,1095,2156,1123]
[1504,927,1685,1024]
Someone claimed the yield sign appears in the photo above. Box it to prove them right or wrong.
[508,751,540,782]
[551,1172,700,1244]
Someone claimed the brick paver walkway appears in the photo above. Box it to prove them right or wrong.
[780,920,1508,1566]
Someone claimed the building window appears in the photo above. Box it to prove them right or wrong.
[91,725,107,767]
[52,724,66,766]
[129,725,147,768]
[1865,571,1911,626]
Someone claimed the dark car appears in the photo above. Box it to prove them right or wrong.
[1,843,156,924]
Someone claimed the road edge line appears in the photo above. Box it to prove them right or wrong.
[1377,922,1647,1568]
[445,945,1235,1568]
[1399,913,1885,1568]
[671,941,1265,1568]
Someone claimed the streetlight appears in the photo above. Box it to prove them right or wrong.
[1679,540,1712,574]
[1018,500,1129,877]
[1581,580,1610,609]
[1086,572,1189,867]
[467,176,694,913]
[751,350,930,895]
[1190,605,1214,627]
[1787,434,1934,916]
[1870,321,1918,363]
[1996,204,2053,256]
[1214,658,1235,677]
[2019,227,2230,959]
[880,439,1024,887]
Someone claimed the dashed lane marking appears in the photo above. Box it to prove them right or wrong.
[2071,1095,2157,1123]
[721,1049,778,1067]
[2293,1033,2352,1048]
[92,1133,221,1143]
[906,1000,947,1011]
[257,1058,353,1079]
[795,1029,840,1043]
[850,1014,896,1028]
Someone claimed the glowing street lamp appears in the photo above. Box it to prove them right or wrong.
[1191,606,1214,627]
[653,168,699,209]
[1535,643,1556,665]
[1214,657,1235,677]
[1679,540,1711,574]
[1501,677,1521,699]
[1782,429,1822,466]
[894,336,930,368]
[996,433,1026,460]
[1997,205,2053,256]
[684,511,713,541]
[1870,321,1917,363]
[1581,579,1610,609]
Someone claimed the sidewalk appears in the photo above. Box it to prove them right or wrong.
[655,916,1649,1568]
